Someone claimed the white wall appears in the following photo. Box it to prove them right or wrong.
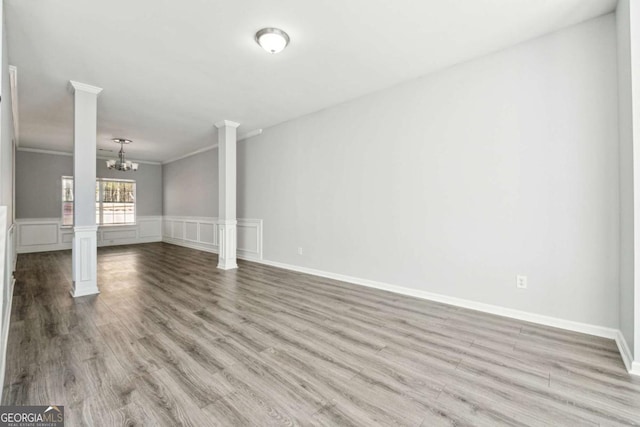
[0,0,15,402]
[617,0,636,362]
[237,14,620,328]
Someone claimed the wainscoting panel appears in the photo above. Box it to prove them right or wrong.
[102,228,137,242]
[16,216,164,254]
[16,216,262,260]
[185,222,198,242]
[199,223,215,244]
[162,216,263,261]
[19,222,58,247]
[139,218,162,238]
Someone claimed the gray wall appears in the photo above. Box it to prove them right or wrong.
[15,151,162,218]
[0,14,13,223]
[162,148,218,217]
[617,0,635,361]
[236,14,620,328]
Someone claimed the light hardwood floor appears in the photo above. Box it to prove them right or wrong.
[3,242,640,426]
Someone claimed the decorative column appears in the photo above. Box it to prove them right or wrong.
[69,81,102,297]
[215,120,240,270]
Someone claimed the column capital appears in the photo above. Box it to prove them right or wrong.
[215,120,240,129]
[69,80,103,95]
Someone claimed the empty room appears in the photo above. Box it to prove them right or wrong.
[0,0,639,425]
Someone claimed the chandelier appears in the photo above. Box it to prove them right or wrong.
[106,138,139,171]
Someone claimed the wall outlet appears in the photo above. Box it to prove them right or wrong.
[297,247,303,255]
[516,275,527,289]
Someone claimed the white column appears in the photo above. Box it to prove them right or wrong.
[215,120,240,270]
[69,81,102,297]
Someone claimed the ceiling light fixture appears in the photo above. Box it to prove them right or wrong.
[106,138,139,171]
[255,28,290,54]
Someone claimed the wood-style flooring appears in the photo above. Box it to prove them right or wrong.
[3,242,640,426]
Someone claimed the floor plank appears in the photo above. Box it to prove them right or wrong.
[3,242,639,426]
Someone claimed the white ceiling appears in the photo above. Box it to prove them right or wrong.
[6,0,617,162]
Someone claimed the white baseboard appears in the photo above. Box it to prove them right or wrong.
[162,237,259,264]
[253,258,620,339]
[615,330,635,373]
[251,258,640,375]
[0,278,15,403]
[163,236,217,254]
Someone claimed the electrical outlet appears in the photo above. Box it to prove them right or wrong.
[516,275,527,289]
[298,247,303,255]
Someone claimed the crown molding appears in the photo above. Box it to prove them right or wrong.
[214,120,240,129]
[17,147,161,165]
[240,128,263,140]
[9,65,19,147]
[18,128,264,166]
[17,147,72,157]
[162,128,263,165]
[69,80,103,95]
[162,144,217,165]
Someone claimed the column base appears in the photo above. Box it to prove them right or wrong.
[217,220,238,270]
[71,226,99,297]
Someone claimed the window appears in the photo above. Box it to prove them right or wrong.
[62,176,136,226]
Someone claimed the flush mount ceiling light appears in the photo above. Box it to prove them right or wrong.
[106,138,139,171]
[255,28,290,54]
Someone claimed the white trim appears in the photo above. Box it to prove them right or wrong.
[162,216,262,261]
[9,65,18,146]
[162,128,263,165]
[162,238,260,264]
[161,215,219,223]
[615,330,635,373]
[0,277,15,399]
[74,225,98,232]
[240,128,263,140]
[162,144,217,165]
[214,120,240,129]
[163,236,217,253]
[16,147,161,165]
[17,147,73,157]
[18,133,263,166]
[251,258,621,340]
[69,80,103,95]
[15,216,163,254]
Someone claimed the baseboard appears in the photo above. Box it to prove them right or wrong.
[252,258,621,340]
[615,330,635,373]
[632,361,640,376]
[0,278,15,403]
[162,238,258,263]
[98,236,162,248]
[17,236,162,254]
[163,237,218,254]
